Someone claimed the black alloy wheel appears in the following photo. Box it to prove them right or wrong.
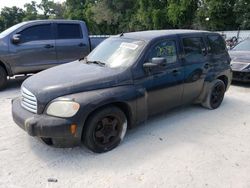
[210,82,225,109]
[202,79,226,110]
[83,106,127,153]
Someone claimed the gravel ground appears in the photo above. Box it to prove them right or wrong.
[0,79,250,188]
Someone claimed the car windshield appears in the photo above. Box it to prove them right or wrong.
[233,39,250,51]
[87,37,146,68]
[0,22,27,38]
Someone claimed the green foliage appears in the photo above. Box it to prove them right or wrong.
[0,7,25,29]
[234,0,250,29]
[196,0,237,31]
[168,0,198,28]
[64,0,86,20]
[23,1,38,21]
[0,0,249,33]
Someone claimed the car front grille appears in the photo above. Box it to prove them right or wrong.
[21,87,37,113]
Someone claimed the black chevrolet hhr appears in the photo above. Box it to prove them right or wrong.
[12,30,232,153]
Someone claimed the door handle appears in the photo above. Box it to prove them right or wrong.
[172,70,179,76]
[44,44,54,49]
[204,63,210,69]
[78,43,86,47]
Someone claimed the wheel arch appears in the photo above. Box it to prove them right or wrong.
[0,59,12,76]
[217,75,228,88]
[80,101,134,140]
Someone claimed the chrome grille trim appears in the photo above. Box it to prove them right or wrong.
[21,87,37,113]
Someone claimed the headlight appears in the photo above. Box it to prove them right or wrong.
[46,100,80,118]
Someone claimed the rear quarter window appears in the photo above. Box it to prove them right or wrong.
[207,35,226,55]
[182,37,206,63]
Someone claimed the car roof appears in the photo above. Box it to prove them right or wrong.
[23,19,85,24]
[120,29,213,41]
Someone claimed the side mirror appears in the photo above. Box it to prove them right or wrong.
[12,34,21,44]
[151,57,167,65]
[143,57,167,73]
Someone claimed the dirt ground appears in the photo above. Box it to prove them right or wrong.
[0,79,250,188]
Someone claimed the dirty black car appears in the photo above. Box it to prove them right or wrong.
[229,39,250,82]
[12,30,232,153]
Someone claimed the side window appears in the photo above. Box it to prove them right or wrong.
[183,37,206,63]
[19,24,53,43]
[57,24,82,39]
[207,35,226,54]
[146,40,177,64]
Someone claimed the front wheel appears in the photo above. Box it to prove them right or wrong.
[202,79,226,109]
[83,106,127,153]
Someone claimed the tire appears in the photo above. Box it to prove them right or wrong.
[202,79,226,110]
[0,66,7,90]
[83,106,127,153]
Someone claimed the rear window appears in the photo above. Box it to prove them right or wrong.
[207,35,226,54]
[57,24,82,39]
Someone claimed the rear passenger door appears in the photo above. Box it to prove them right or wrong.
[181,35,210,104]
[55,23,89,64]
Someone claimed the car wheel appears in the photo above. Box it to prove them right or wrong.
[0,66,7,90]
[202,79,226,110]
[83,106,127,153]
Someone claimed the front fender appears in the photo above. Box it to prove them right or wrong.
[61,85,139,139]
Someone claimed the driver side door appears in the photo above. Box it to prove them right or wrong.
[9,23,57,74]
[141,38,185,116]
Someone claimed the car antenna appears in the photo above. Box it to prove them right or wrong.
[120,32,124,37]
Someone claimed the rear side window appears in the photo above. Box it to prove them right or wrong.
[146,40,178,64]
[57,24,82,39]
[182,37,206,63]
[19,24,53,43]
[207,35,226,54]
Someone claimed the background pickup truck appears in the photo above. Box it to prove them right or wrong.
[0,20,108,90]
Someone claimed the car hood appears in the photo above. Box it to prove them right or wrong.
[22,61,132,105]
[229,51,250,71]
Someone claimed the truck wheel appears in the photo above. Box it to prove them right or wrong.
[0,66,7,90]
[202,79,225,110]
[83,106,127,153]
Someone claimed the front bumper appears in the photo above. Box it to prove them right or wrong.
[12,98,81,147]
[232,71,250,82]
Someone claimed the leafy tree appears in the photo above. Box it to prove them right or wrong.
[167,0,198,28]
[23,1,38,21]
[234,0,250,29]
[38,0,56,18]
[133,0,169,30]
[196,0,237,31]
[0,6,25,29]
[64,0,86,20]
[51,2,66,19]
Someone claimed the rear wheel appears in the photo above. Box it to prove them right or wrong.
[0,66,7,90]
[202,79,226,109]
[83,106,127,153]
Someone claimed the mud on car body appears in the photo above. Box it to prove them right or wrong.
[12,30,232,153]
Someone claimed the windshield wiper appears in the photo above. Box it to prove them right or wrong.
[87,60,106,66]
[79,57,106,66]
